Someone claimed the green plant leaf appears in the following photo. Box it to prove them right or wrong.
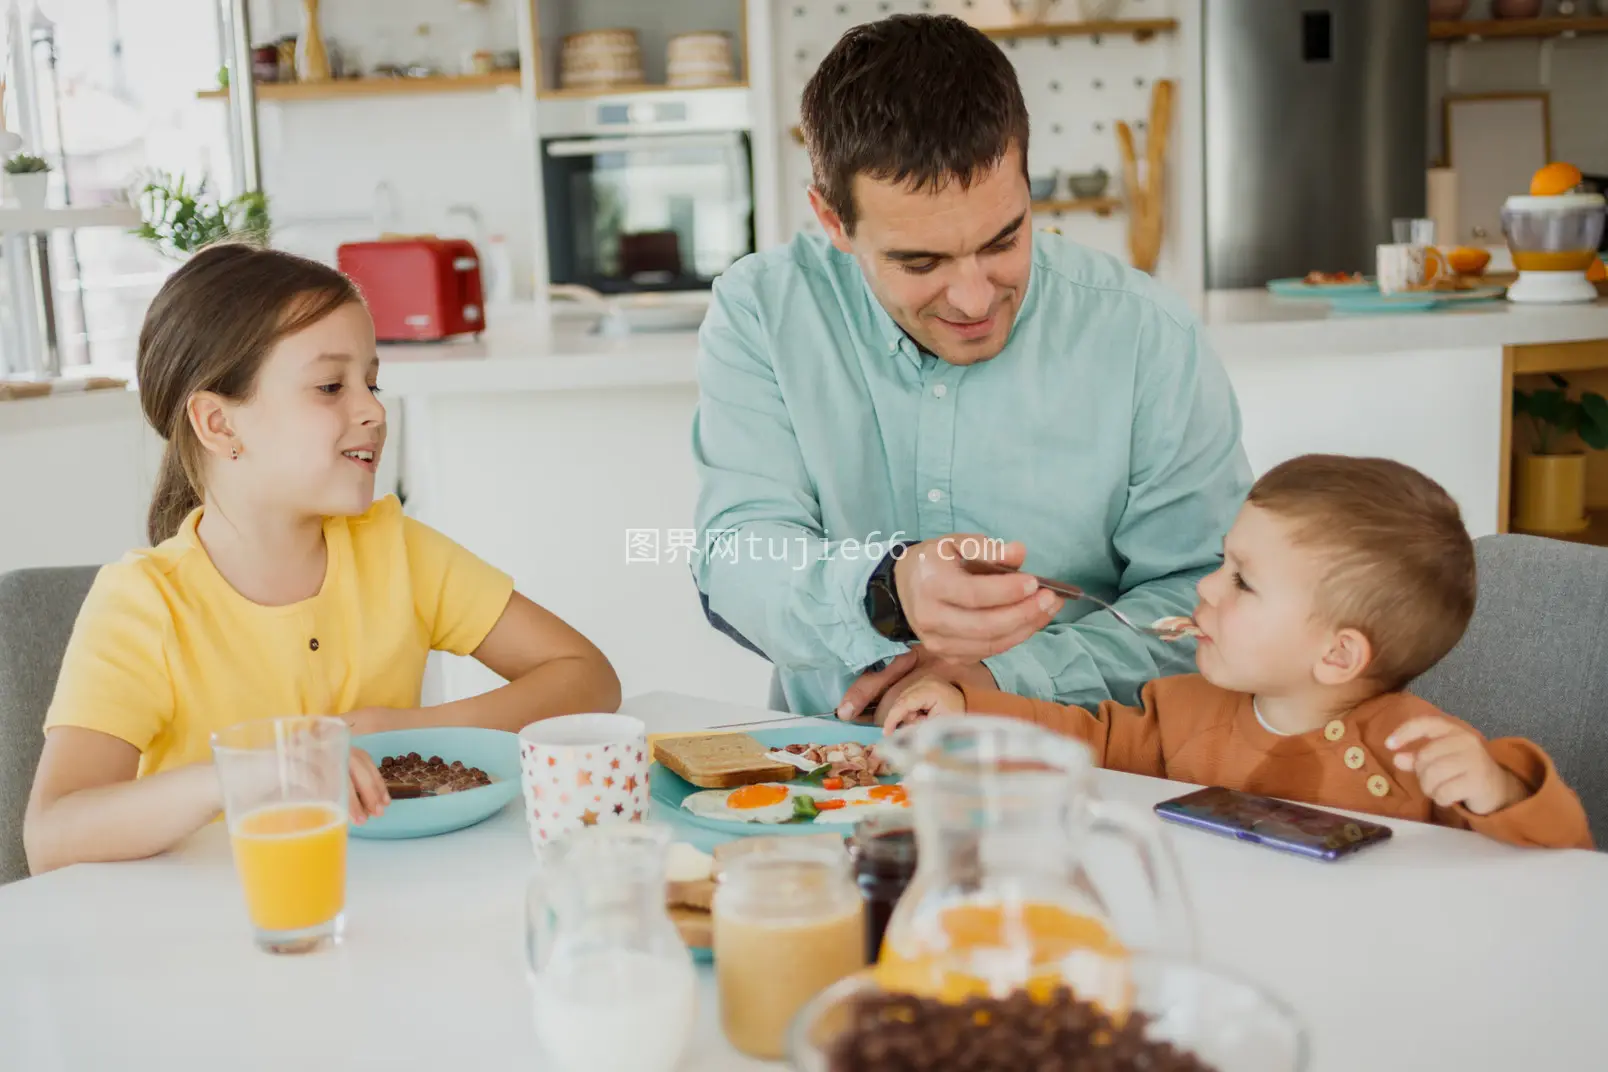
[1549,373,1571,390]
[1580,393,1608,450]
[1514,389,1531,416]
[1528,390,1569,426]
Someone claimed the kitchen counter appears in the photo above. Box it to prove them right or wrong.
[1201,290,1608,360]
[370,295,1608,397]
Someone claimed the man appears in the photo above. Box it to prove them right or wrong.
[691,14,1250,718]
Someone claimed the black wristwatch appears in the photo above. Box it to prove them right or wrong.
[864,542,916,642]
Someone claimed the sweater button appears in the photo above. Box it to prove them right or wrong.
[1323,720,1345,742]
[1344,746,1365,769]
[1367,774,1390,797]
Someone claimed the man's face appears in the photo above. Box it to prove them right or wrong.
[811,145,1033,366]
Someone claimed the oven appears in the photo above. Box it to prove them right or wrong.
[539,88,755,294]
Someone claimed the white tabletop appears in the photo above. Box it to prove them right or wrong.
[2,691,1605,1072]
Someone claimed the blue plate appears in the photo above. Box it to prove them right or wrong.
[652,722,890,843]
[1266,277,1376,298]
[349,727,521,839]
[1326,285,1506,314]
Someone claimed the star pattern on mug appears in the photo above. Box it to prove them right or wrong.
[580,809,600,827]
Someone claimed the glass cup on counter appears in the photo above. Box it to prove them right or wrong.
[849,813,918,966]
[212,716,350,955]
[714,840,865,1060]
[1392,217,1436,245]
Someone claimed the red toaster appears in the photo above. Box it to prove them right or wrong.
[337,236,486,342]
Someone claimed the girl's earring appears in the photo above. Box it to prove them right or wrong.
[230,445,240,460]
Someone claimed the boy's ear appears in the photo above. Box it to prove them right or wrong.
[1314,627,1372,686]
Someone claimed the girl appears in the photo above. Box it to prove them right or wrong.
[24,243,621,874]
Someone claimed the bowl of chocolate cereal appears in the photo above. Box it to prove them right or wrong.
[350,727,521,839]
[788,951,1307,1072]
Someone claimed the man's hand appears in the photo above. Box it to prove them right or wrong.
[880,679,967,733]
[1388,716,1529,816]
[892,535,1062,659]
[836,647,997,721]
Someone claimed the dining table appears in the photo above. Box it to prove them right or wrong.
[2,689,1605,1072]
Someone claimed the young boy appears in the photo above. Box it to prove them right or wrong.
[882,454,1592,850]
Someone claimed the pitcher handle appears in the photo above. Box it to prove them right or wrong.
[1085,799,1197,959]
[523,872,556,977]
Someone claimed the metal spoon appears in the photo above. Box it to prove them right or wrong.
[959,559,1201,642]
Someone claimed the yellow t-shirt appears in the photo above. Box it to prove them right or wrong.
[43,495,514,777]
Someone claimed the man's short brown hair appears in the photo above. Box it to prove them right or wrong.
[799,14,1030,233]
[1247,455,1477,693]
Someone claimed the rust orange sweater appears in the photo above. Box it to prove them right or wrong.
[959,675,1592,851]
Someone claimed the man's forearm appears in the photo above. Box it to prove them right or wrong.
[695,522,910,673]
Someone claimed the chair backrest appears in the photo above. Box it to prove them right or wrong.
[1410,534,1608,846]
[0,567,98,884]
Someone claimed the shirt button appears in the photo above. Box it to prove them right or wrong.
[927,489,943,503]
[1367,774,1390,798]
[932,383,948,399]
[1344,746,1365,769]
[309,638,320,652]
[1323,720,1345,742]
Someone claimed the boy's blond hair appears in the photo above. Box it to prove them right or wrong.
[1247,454,1476,692]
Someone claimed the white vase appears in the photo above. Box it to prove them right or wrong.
[11,172,47,210]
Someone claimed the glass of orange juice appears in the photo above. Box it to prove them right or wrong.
[212,716,350,955]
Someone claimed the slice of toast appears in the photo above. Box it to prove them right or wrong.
[669,905,712,949]
[653,733,798,789]
[666,877,715,913]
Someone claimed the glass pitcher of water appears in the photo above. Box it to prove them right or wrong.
[873,715,1196,1000]
[524,823,696,1072]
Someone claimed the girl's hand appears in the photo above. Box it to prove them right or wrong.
[880,679,967,734]
[1388,716,1528,816]
[348,749,390,824]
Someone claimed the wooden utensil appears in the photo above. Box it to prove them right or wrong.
[1117,79,1175,274]
[1115,120,1144,262]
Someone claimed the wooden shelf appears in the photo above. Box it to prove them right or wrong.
[1515,509,1608,548]
[1033,197,1122,216]
[1430,16,1608,41]
[977,18,1178,42]
[538,81,746,100]
[197,72,521,101]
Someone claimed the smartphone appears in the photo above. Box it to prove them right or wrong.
[1153,786,1392,862]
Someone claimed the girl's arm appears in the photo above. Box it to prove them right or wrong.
[350,592,622,735]
[23,727,221,875]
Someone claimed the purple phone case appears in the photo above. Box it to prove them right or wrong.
[1154,786,1392,861]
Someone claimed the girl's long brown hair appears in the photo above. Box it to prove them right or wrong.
[139,243,360,544]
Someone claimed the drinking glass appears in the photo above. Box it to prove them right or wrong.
[1392,217,1436,245]
[212,716,350,954]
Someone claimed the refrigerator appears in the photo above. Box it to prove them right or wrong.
[1204,0,1428,290]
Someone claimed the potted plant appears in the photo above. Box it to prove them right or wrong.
[131,171,270,259]
[1512,374,1608,534]
[5,153,51,209]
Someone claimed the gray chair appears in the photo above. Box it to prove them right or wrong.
[0,566,99,885]
[1411,534,1608,846]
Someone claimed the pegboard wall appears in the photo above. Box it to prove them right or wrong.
[772,0,1185,267]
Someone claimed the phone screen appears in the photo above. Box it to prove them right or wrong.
[1154,786,1393,861]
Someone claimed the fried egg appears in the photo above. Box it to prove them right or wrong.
[810,783,912,824]
[681,782,812,824]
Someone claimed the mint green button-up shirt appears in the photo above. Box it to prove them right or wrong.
[691,231,1251,716]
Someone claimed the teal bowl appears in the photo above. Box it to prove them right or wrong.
[349,727,521,839]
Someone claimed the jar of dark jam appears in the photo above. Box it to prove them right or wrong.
[849,813,918,965]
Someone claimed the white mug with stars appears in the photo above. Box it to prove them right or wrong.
[518,714,650,855]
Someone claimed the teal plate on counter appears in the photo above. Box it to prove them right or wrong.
[1325,285,1506,314]
[1266,277,1376,298]
[348,727,521,839]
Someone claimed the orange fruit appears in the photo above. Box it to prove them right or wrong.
[1531,162,1584,197]
[1589,257,1607,283]
[1447,247,1491,275]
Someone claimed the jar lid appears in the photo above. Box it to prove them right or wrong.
[1502,192,1606,211]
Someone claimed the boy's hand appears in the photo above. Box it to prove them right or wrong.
[1387,716,1528,816]
[880,679,967,734]
[348,749,390,825]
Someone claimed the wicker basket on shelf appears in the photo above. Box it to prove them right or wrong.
[559,28,645,91]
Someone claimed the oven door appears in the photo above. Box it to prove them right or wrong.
[542,131,755,293]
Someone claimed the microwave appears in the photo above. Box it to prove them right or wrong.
[539,89,755,294]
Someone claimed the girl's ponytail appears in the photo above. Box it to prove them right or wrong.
[147,440,201,544]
